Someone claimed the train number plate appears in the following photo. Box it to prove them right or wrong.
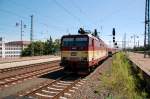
[71,52,77,56]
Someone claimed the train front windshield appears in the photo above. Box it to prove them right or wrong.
[62,37,88,47]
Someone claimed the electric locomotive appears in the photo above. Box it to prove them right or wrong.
[60,29,108,74]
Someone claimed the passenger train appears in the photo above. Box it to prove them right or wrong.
[60,29,115,74]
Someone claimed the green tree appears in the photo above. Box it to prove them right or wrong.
[44,36,53,55]
[22,41,44,56]
[53,39,60,54]
[22,36,60,56]
[33,41,44,56]
[22,46,31,56]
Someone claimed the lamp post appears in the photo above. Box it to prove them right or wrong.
[16,20,26,51]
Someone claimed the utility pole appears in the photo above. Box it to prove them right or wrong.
[144,0,150,57]
[131,34,139,48]
[20,20,23,51]
[30,15,34,56]
[134,35,135,48]
[123,33,126,51]
[138,40,140,47]
[121,35,123,49]
[20,20,23,42]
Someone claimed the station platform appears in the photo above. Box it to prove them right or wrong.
[0,55,60,70]
[127,52,150,76]
[0,55,59,63]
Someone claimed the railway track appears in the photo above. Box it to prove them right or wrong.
[0,60,59,73]
[0,61,60,79]
[1,56,112,98]
[0,61,62,89]
[15,74,86,99]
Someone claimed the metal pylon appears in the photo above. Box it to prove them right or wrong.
[144,0,150,57]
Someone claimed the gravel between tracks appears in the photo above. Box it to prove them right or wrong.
[0,78,49,98]
[71,57,112,99]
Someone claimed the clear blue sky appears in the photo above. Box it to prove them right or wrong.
[0,0,145,48]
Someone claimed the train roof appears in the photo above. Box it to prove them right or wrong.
[62,34,99,40]
[62,34,108,47]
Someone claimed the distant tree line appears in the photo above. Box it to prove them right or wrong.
[126,46,150,52]
[22,36,60,56]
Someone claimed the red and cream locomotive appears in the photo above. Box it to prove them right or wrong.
[60,28,109,74]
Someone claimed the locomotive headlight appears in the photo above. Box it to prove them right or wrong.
[81,57,88,61]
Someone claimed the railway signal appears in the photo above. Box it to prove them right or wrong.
[113,39,115,43]
[112,28,116,48]
[113,37,115,42]
[112,28,115,36]
[112,28,116,43]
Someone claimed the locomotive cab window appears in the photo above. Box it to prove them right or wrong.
[62,37,88,47]
[62,38,74,47]
[75,37,88,46]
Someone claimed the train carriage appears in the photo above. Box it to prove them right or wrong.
[60,34,108,74]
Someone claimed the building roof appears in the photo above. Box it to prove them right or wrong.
[5,41,31,45]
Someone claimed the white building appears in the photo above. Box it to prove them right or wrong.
[0,37,5,58]
[0,38,30,58]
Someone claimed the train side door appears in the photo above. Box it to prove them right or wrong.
[92,39,94,60]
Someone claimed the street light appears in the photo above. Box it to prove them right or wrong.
[16,20,26,51]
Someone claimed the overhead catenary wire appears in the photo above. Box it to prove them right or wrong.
[70,0,85,15]
[53,0,83,25]
[8,0,56,21]
[0,8,29,20]
[0,7,77,42]
[8,0,37,14]
[99,0,139,23]
[9,0,81,30]
[0,1,71,30]
[3,0,92,31]
[1,0,142,42]
[69,0,94,25]
[0,8,67,31]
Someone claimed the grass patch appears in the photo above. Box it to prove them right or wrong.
[98,52,147,99]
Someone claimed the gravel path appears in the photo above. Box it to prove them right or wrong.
[71,57,112,99]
